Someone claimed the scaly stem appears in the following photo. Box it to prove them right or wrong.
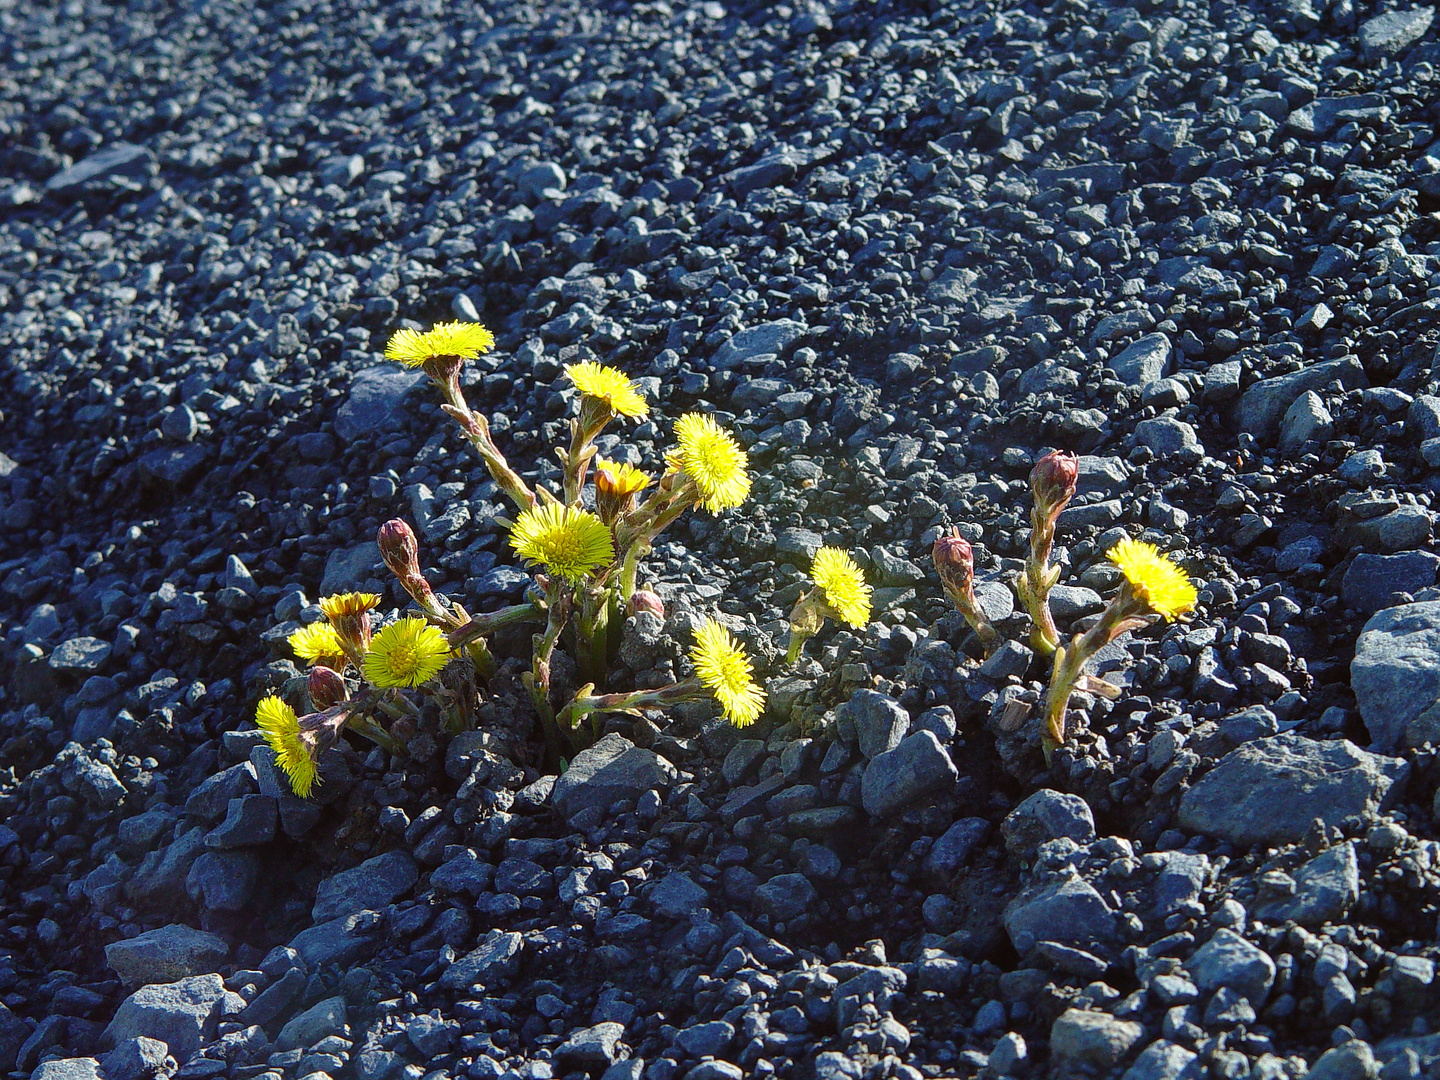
[447,601,545,650]
[525,584,571,756]
[1022,503,1061,656]
[439,400,537,513]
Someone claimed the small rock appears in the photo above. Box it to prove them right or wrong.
[1254,843,1359,927]
[1049,1009,1144,1070]
[277,996,347,1052]
[555,1022,626,1072]
[840,690,910,760]
[861,731,958,817]
[1359,6,1434,62]
[105,925,229,989]
[648,872,709,919]
[924,818,990,879]
[1236,356,1366,437]
[1109,333,1172,387]
[335,367,426,441]
[1133,416,1198,457]
[676,1019,735,1058]
[1342,553,1440,614]
[1121,1039,1198,1080]
[753,873,816,922]
[1279,391,1332,453]
[1187,928,1276,1004]
[440,930,523,990]
[1353,601,1440,751]
[1003,873,1116,954]
[312,850,418,922]
[551,733,678,823]
[98,1037,168,1080]
[1002,790,1096,858]
[32,1060,102,1080]
[49,636,112,673]
[1300,1039,1377,1079]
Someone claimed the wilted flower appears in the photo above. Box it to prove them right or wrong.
[318,592,380,660]
[255,695,317,798]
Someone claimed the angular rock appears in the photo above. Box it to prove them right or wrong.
[1001,790,1096,858]
[1177,735,1406,847]
[1235,356,1366,438]
[710,319,806,369]
[1342,553,1440,614]
[923,818,991,879]
[1109,333,1171,387]
[1359,6,1434,62]
[105,925,229,988]
[839,689,910,760]
[98,1037,168,1080]
[1003,873,1117,954]
[1353,601,1440,751]
[1279,391,1332,453]
[288,910,383,969]
[550,733,677,823]
[647,871,709,919]
[1254,843,1359,927]
[101,974,231,1061]
[440,930,524,990]
[1050,1009,1144,1070]
[1299,1039,1376,1079]
[32,1060,101,1080]
[276,995,347,1052]
[335,367,426,441]
[46,143,152,192]
[555,1022,626,1072]
[1187,928,1276,1004]
[312,850,418,922]
[753,873,816,922]
[1120,1039,1198,1080]
[860,731,958,817]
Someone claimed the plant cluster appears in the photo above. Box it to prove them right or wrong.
[250,319,1195,797]
[932,450,1198,756]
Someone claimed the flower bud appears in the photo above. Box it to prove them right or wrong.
[630,589,665,619]
[932,528,976,600]
[308,665,349,710]
[1030,450,1078,514]
[378,518,421,580]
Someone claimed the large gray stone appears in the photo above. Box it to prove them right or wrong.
[1353,601,1440,751]
[1360,6,1434,62]
[710,319,806,369]
[105,925,228,988]
[1001,789,1096,858]
[1003,872,1117,954]
[1109,333,1171,387]
[1187,928,1276,1004]
[98,1037,168,1080]
[1254,843,1359,927]
[440,930,524,990]
[32,1059,101,1080]
[335,366,426,441]
[1342,553,1440,614]
[1300,1039,1376,1079]
[288,910,383,968]
[46,143,153,192]
[1177,735,1406,847]
[647,871,709,919]
[320,543,385,595]
[550,734,677,823]
[555,1022,626,1072]
[1235,356,1366,438]
[860,731,958,817]
[312,850,418,922]
[1279,391,1332,453]
[101,974,232,1061]
[276,995,347,1052]
[1121,1040,1200,1080]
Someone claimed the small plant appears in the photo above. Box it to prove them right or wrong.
[933,454,1197,759]
[785,546,873,663]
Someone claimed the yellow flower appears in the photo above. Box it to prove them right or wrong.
[690,618,766,727]
[668,413,751,512]
[810,547,872,628]
[288,623,345,666]
[508,504,615,582]
[318,592,381,620]
[384,322,495,368]
[1107,538,1197,621]
[362,617,452,688]
[594,458,651,497]
[255,695,317,798]
[565,361,649,419]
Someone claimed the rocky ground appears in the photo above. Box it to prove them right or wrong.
[5,0,1440,1077]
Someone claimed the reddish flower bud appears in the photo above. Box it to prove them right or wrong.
[1030,450,1078,514]
[932,528,976,600]
[378,518,421,581]
[630,589,665,619]
[308,665,349,710]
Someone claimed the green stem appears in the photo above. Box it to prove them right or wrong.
[447,601,545,649]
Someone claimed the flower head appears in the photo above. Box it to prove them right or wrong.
[308,666,349,710]
[362,617,452,688]
[594,458,651,522]
[565,361,649,419]
[668,413,751,512]
[1030,450,1078,513]
[289,623,345,667]
[508,504,615,582]
[810,547,872,629]
[932,529,976,598]
[385,322,495,368]
[318,592,381,620]
[1107,538,1197,621]
[255,695,317,798]
[690,618,766,727]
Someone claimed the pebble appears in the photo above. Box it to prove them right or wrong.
[1001,789,1096,858]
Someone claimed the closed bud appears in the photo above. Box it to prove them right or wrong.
[308,665,349,710]
[1030,450,1078,514]
[630,589,665,619]
[932,528,975,599]
[378,519,421,580]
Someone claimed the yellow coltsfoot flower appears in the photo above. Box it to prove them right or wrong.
[668,413,751,512]
[318,592,381,620]
[594,458,651,522]
[810,547,872,629]
[565,361,649,419]
[362,617,452,688]
[288,622,345,667]
[1107,538,1197,621]
[255,695,318,798]
[690,618,766,726]
[385,322,496,367]
[509,504,615,582]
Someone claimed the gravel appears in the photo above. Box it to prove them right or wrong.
[6,0,1440,1076]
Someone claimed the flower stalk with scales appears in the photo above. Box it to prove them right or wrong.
[1042,538,1197,755]
[1015,450,1078,656]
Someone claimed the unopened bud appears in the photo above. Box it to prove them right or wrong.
[630,589,665,619]
[308,665,349,710]
[378,518,421,580]
[932,528,976,600]
[1030,450,1078,514]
